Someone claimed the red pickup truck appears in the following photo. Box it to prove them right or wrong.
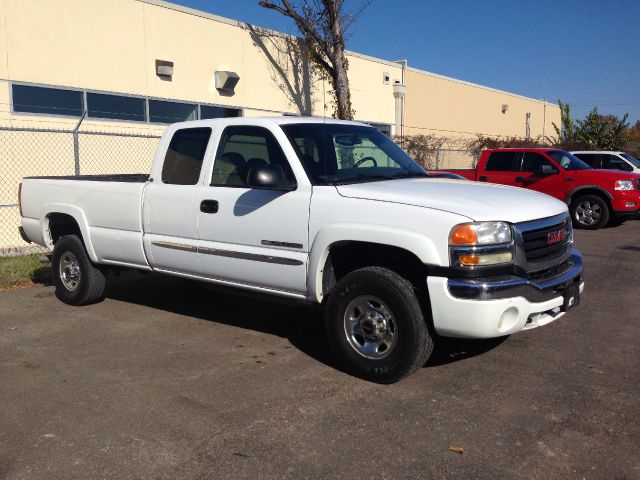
[447,148,640,229]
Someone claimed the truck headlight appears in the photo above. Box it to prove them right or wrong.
[614,180,635,191]
[449,222,514,267]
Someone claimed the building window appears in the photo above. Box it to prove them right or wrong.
[368,122,392,137]
[161,127,212,185]
[12,84,83,117]
[87,92,146,122]
[200,105,241,119]
[149,99,197,124]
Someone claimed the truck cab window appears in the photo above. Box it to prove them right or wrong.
[485,152,520,171]
[521,152,555,172]
[602,154,632,172]
[161,128,212,185]
[212,126,295,186]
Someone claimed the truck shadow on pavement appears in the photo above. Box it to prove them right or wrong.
[104,272,506,374]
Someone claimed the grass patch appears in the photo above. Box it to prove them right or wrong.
[0,254,51,290]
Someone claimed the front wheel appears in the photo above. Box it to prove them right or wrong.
[324,266,433,383]
[570,194,610,230]
[52,235,106,305]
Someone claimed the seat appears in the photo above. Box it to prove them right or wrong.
[213,152,245,186]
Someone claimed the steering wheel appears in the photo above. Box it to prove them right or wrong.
[354,156,378,168]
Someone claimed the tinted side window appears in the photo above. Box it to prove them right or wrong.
[573,153,600,168]
[485,152,519,171]
[212,126,294,186]
[149,100,197,124]
[12,84,83,116]
[87,92,146,122]
[521,152,555,172]
[602,154,633,172]
[161,128,211,185]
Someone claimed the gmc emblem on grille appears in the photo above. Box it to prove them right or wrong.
[547,229,566,245]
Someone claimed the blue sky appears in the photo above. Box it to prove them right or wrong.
[173,0,640,124]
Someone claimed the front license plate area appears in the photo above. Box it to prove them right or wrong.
[561,283,581,312]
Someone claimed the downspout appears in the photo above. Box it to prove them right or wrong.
[393,59,408,138]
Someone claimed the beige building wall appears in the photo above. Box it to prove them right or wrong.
[0,0,560,253]
[403,68,560,142]
[0,0,399,131]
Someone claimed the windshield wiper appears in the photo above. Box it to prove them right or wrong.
[327,173,395,185]
[389,171,428,179]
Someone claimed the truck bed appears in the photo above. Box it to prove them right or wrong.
[20,176,149,268]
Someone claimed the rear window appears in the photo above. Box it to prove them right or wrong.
[485,152,520,171]
[161,127,211,185]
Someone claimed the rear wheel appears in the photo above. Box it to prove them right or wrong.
[325,266,433,383]
[52,235,106,305]
[570,194,610,230]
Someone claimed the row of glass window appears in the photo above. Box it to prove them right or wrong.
[11,84,241,124]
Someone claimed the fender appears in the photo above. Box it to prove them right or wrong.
[307,224,443,303]
[40,203,98,262]
[566,185,613,203]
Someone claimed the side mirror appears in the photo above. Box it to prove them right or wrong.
[246,165,296,191]
[539,164,558,175]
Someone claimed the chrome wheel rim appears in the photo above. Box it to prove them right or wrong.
[343,295,397,360]
[575,200,601,226]
[59,252,81,291]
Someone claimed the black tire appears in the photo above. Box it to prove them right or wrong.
[570,194,610,230]
[52,235,106,305]
[324,266,433,383]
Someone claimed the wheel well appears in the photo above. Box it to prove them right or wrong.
[47,213,82,246]
[569,188,612,209]
[322,241,428,298]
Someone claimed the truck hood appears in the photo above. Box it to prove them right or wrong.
[335,178,568,223]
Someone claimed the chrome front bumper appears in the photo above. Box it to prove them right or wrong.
[447,247,583,303]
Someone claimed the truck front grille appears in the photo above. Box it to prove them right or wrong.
[515,214,572,271]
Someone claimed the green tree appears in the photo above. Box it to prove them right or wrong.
[574,108,629,150]
[551,100,575,145]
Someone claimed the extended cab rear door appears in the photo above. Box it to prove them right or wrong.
[480,151,523,186]
[196,124,311,295]
[143,126,212,276]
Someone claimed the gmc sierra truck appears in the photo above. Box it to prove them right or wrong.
[446,148,640,229]
[19,118,584,383]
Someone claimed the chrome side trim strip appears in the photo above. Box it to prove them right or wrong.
[199,246,303,266]
[151,241,198,253]
[152,240,303,266]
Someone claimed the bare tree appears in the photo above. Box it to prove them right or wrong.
[258,0,370,120]
[247,25,316,116]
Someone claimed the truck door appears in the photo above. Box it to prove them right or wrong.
[196,125,311,295]
[518,151,567,200]
[481,151,523,186]
[143,127,212,276]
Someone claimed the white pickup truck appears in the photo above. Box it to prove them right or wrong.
[19,117,584,383]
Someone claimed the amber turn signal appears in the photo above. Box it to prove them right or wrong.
[450,224,478,245]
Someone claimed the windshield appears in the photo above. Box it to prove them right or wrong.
[280,123,426,185]
[547,150,591,170]
[621,153,640,168]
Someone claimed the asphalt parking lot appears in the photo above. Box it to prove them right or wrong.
[1,221,639,479]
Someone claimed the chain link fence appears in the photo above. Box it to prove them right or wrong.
[0,126,476,257]
[433,148,477,170]
[0,126,161,256]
